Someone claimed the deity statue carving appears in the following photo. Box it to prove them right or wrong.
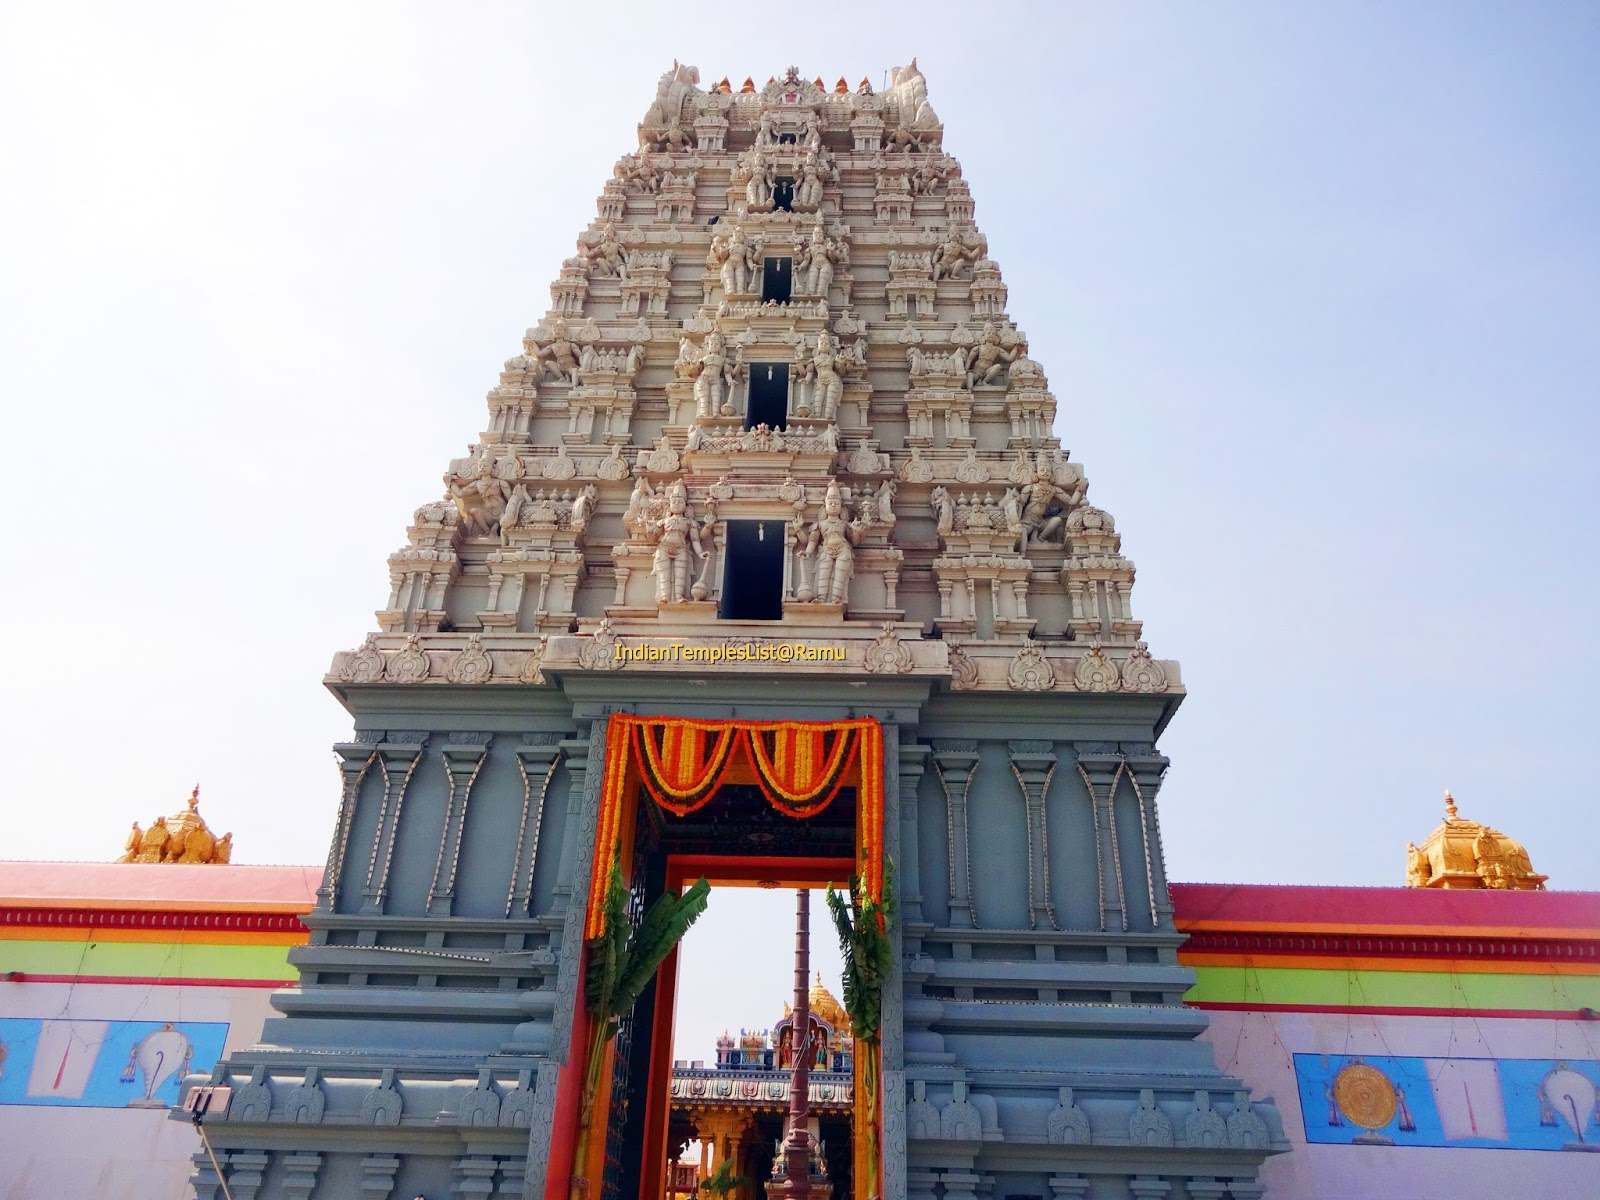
[1405,843,1430,888]
[446,457,512,537]
[796,220,845,297]
[965,321,1020,390]
[615,152,660,194]
[640,62,701,150]
[648,480,710,604]
[930,485,955,538]
[745,148,775,213]
[799,481,868,605]
[709,226,762,296]
[690,330,736,418]
[794,153,828,212]
[1017,459,1083,550]
[911,154,950,196]
[569,483,597,534]
[933,225,986,281]
[884,59,940,151]
[524,319,583,385]
[796,330,846,420]
[584,222,626,277]
[873,479,897,527]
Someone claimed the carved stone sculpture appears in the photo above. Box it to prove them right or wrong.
[933,225,986,281]
[649,480,707,605]
[798,480,866,605]
[1017,459,1082,550]
[447,457,511,537]
[691,331,731,418]
[965,321,1019,390]
[796,330,846,420]
[584,222,626,277]
[796,220,845,297]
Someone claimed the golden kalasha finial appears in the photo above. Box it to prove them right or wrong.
[115,785,234,865]
[1404,791,1545,891]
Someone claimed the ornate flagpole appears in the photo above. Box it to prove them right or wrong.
[768,888,829,1200]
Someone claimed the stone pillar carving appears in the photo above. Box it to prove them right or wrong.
[360,1156,401,1200]
[551,734,592,911]
[453,1154,501,1197]
[524,715,609,1200]
[1045,1177,1090,1200]
[897,741,929,925]
[937,1169,980,1200]
[280,1153,323,1200]
[1073,749,1128,933]
[189,1150,229,1200]
[428,735,490,916]
[507,736,564,918]
[1124,748,1174,930]
[931,740,979,927]
[497,1156,528,1196]
[318,742,377,912]
[224,1151,270,1200]
[361,737,425,916]
[1127,1179,1171,1200]
[1006,741,1059,931]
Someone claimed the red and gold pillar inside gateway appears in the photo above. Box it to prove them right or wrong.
[557,715,887,1200]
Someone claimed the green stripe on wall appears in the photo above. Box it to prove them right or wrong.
[0,939,296,982]
[1186,964,1600,1013]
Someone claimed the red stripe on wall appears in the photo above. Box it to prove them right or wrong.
[4,972,293,988]
[0,906,309,933]
[1182,929,1600,965]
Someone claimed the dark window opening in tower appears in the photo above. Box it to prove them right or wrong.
[761,256,792,304]
[773,177,795,212]
[746,362,789,429]
[777,132,797,145]
[718,521,784,620]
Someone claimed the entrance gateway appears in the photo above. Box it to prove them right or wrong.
[186,63,1285,1200]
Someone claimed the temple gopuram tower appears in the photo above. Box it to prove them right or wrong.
[186,63,1286,1200]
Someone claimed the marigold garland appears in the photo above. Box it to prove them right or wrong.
[584,715,885,938]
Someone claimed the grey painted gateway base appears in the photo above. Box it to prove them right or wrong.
[184,63,1285,1200]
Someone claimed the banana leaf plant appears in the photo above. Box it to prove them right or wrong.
[825,860,894,1200]
[571,857,710,1200]
[698,1157,742,1200]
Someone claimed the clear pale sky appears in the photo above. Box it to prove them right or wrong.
[3,0,1597,958]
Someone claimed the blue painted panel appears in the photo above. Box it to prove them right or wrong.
[0,1017,229,1109]
[1294,1052,1600,1152]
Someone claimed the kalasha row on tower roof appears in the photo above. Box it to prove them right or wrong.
[328,61,1178,699]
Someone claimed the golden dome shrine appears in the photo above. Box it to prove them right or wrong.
[115,785,234,865]
[1404,790,1546,890]
[781,973,852,1053]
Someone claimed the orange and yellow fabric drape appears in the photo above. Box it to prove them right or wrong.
[585,714,885,938]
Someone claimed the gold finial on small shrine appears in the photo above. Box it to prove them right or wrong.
[115,784,234,865]
[1404,791,1545,891]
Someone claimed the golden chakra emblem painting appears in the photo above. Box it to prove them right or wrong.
[1332,1061,1398,1142]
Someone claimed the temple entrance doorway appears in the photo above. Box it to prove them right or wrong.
[566,716,887,1200]
[664,885,855,1200]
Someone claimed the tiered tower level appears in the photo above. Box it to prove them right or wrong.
[190,64,1286,1200]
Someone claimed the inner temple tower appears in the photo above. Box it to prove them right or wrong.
[188,62,1287,1200]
